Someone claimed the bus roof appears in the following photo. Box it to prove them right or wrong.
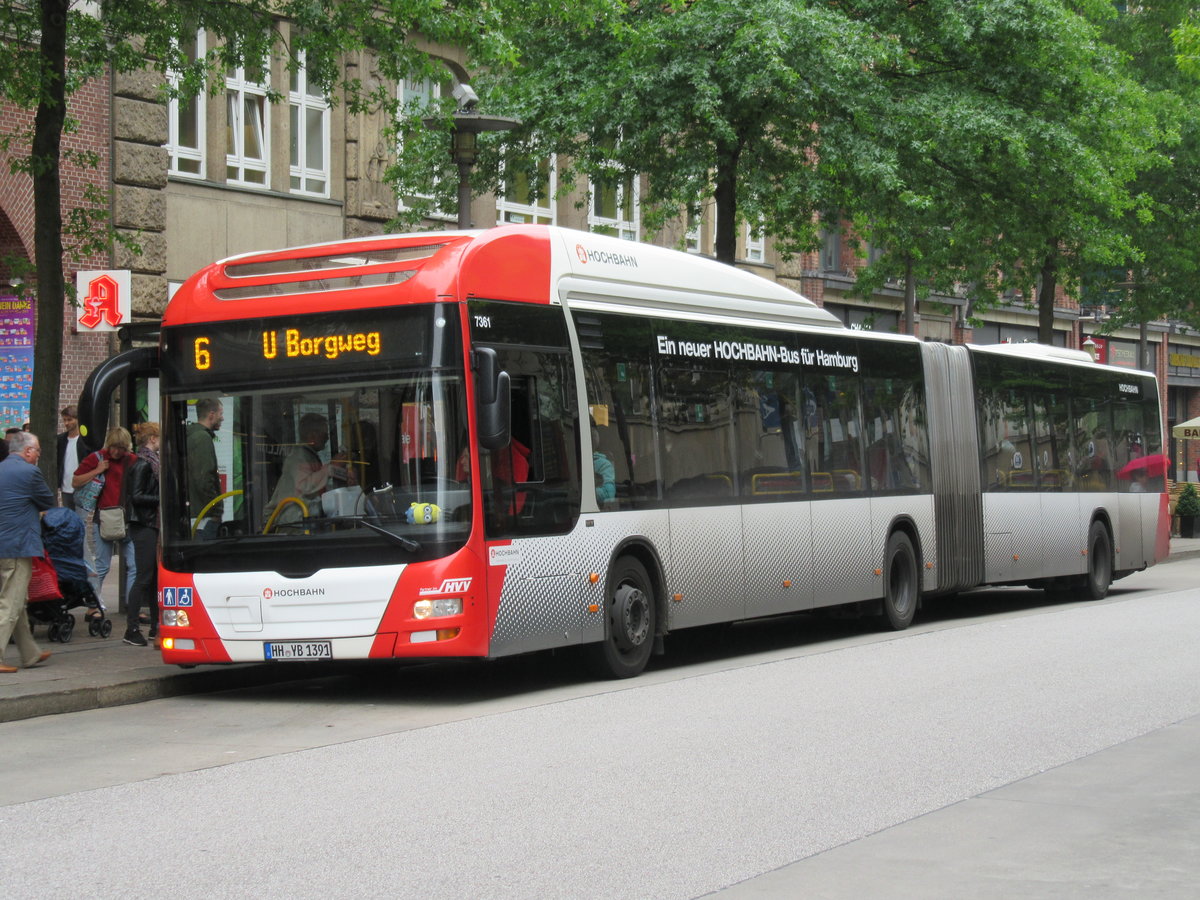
[163,225,842,330]
[968,341,1156,379]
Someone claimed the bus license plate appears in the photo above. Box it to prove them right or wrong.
[264,641,332,661]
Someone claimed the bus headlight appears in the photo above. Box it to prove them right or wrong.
[162,609,190,627]
[413,597,463,619]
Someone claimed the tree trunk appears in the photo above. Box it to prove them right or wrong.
[31,0,69,485]
[713,140,740,264]
[1037,240,1058,345]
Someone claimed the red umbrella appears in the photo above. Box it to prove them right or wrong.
[1116,453,1169,479]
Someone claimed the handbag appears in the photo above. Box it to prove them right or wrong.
[28,553,61,603]
[99,506,127,541]
[74,472,104,513]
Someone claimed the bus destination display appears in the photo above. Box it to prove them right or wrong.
[164,309,432,390]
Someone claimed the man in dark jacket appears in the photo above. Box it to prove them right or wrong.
[0,431,55,672]
[56,405,94,509]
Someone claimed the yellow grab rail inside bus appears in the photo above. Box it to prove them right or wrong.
[190,490,243,538]
[263,497,309,534]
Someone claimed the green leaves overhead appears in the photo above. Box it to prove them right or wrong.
[472,0,1190,334]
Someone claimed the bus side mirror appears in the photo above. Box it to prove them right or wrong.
[474,348,511,451]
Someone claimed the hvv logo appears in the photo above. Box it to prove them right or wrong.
[419,578,472,596]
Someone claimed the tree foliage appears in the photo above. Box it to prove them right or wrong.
[1092,1,1200,333]
[834,0,1162,341]
[0,0,578,481]
[467,0,895,262]
[467,0,1178,344]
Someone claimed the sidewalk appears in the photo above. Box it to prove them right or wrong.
[5,537,1200,724]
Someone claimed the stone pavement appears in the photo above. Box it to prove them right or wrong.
[4,538,1200,724]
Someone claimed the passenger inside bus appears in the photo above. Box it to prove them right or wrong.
[592,420,616,507]
[456,438,531,514]
[263,413,356,530]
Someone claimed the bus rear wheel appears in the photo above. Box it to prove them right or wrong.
[1084,520,1113,601]
[586,557,656,679]
[882,531,919,631]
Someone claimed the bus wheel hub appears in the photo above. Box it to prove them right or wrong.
[613,584,649,651]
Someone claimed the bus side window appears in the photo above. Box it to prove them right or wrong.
[577,311,660,509]
[483,352,580,537]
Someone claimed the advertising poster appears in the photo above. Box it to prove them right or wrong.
[0,293,34,430]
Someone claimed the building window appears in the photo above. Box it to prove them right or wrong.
[289,51,330,197]
[167,30,205,179]
[398,76,453,219]
[685,212,702,254]
[226,58,269,187]
[820,226,842,271]
[588,166,639,240]
[744,219,765,263]
[497,158,555,225]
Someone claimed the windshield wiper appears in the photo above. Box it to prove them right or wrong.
[355,517,422,552]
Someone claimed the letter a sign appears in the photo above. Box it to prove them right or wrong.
[75,270,131,333]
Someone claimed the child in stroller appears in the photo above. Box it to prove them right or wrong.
[27,507,112,642]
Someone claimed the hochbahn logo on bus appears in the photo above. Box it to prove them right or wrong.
[262,587,327,599]
[576,244,639,268]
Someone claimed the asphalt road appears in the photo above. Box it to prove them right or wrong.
[2,561,1199,899]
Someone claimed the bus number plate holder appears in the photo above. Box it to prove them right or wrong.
[264,641,332,661]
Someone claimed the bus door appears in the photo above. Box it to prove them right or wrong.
[739,368,816,616]
[659,366,748,627]
[469,301,583,657]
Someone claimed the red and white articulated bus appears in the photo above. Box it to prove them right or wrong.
[79,225,1169,677]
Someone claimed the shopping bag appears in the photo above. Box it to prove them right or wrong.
[74,474,104,513]
[28,553,61,603]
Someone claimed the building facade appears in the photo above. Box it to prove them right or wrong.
[3,34,1200,479]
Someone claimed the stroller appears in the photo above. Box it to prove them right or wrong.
[27,507,112,642]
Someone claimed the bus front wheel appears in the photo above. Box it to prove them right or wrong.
[586,557,656,679]
[882,531,919,631]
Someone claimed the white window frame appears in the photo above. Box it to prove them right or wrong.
[497,157,556,225]
[588,165,640,241]
[398,76,455,220]
[167,29,206,179]
[226,59,270,188]
[288,50,330,198]
[685,210,703,254]
[744,219,765,263]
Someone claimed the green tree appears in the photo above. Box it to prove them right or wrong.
[467,0,896,263]
[0,0,570,483]
[1088,2,1200,334]
[835,0,1161,341]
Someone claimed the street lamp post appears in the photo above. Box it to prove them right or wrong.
[427,84,519,229]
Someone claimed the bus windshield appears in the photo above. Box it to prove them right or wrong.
[159,308,470,572]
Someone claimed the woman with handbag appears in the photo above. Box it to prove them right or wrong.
[72,427,136,602]
[122,423,160,646]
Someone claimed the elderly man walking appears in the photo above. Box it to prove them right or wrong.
[0,431,54,673]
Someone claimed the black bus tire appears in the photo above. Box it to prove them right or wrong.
[882,531,919,631]
[586,556,656,679]
[1085,520,1113,601]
